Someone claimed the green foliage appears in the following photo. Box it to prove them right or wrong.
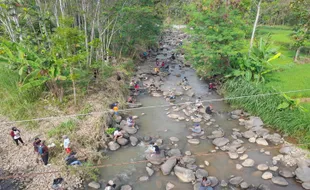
[227,37,281,83]
[277,93,308,112]
[184,0,250,77]
[223,78,310,143]
[106,128,116,135]
[47,120,77,138]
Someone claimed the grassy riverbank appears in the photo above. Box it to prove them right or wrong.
[223,79,310,144]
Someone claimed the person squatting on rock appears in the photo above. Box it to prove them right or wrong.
[104,180,116,190]
[63,135,71,154]
[182,77,189,86]
[196,97,203,109]
[113,128,123,141]
[10,127,25,146]
[127,116,135,128]
[148,142,160,157]
[38,140,50,166]
[205,104,213,115]
[109,102,119,115]
[190,123,202,134]
[200,177,213,190]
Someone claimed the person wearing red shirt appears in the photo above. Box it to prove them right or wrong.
[10,127,24,146]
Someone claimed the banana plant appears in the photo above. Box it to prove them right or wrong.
[277,93,308,112]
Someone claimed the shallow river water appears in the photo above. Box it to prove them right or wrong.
[97,31,303,190]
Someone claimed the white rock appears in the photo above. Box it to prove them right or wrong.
[139,176,149,182]
[242,159,255,167]
[204,160,210,166]
[262,172,273,180]
[256,138,269,146]
[88,181,100,189]
[257,164,269,171]
[236,164,243,170]
[166,182,175,190]
[239,154,248,161]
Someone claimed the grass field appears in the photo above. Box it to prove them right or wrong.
[255,26,310,109]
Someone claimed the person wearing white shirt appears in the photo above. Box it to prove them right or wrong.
[113,128,123,140]
[63,135,71,154]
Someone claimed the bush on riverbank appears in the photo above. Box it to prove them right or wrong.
[223,79,310,143]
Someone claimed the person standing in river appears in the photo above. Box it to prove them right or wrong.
[10,127,25,146]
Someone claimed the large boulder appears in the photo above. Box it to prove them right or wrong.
[123,126,137,134]
[295,166,310,182]
[188,139,200,145]
[242,130,256,139]
[161,158,177,175]
[108,141,120,151]
[195,169,209,179]
[208,130,224,139]
[246,116,264,127]
[208,176,219,187]
[242,159,255,167]
[167,149,182,157]
[279,169,294,178]
[212,137,229,147]
[88,181,100,189]
[146,152,165,165]
[271,177,288,186]
[129,136,139,146]
[174,165,195,183]
[180,156,196,165]
[229,176,243,186]
[117,138,129,146]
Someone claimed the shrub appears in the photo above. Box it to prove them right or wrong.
[106,128,116,135]
[47,120,78,138]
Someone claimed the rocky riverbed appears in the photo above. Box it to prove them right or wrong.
[96,28,310,190]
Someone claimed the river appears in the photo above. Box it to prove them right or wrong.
[97,28,303,190]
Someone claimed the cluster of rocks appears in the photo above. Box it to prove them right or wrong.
[144,148,218,190]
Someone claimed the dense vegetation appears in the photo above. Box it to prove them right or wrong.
[181,0,310,143]
[0,0,167,120]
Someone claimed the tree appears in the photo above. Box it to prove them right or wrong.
[184,0,250,77]
[249,0,262,51]
[289,0,310,62]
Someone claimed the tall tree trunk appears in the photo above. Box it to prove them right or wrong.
[249,0,262,53]
[294,46,304,62]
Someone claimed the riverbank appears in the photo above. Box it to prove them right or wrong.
[0,72,131,189]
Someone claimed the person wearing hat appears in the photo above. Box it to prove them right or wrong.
[63,135,71,154]
[104,180,116,190]
[10,127,25,146]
